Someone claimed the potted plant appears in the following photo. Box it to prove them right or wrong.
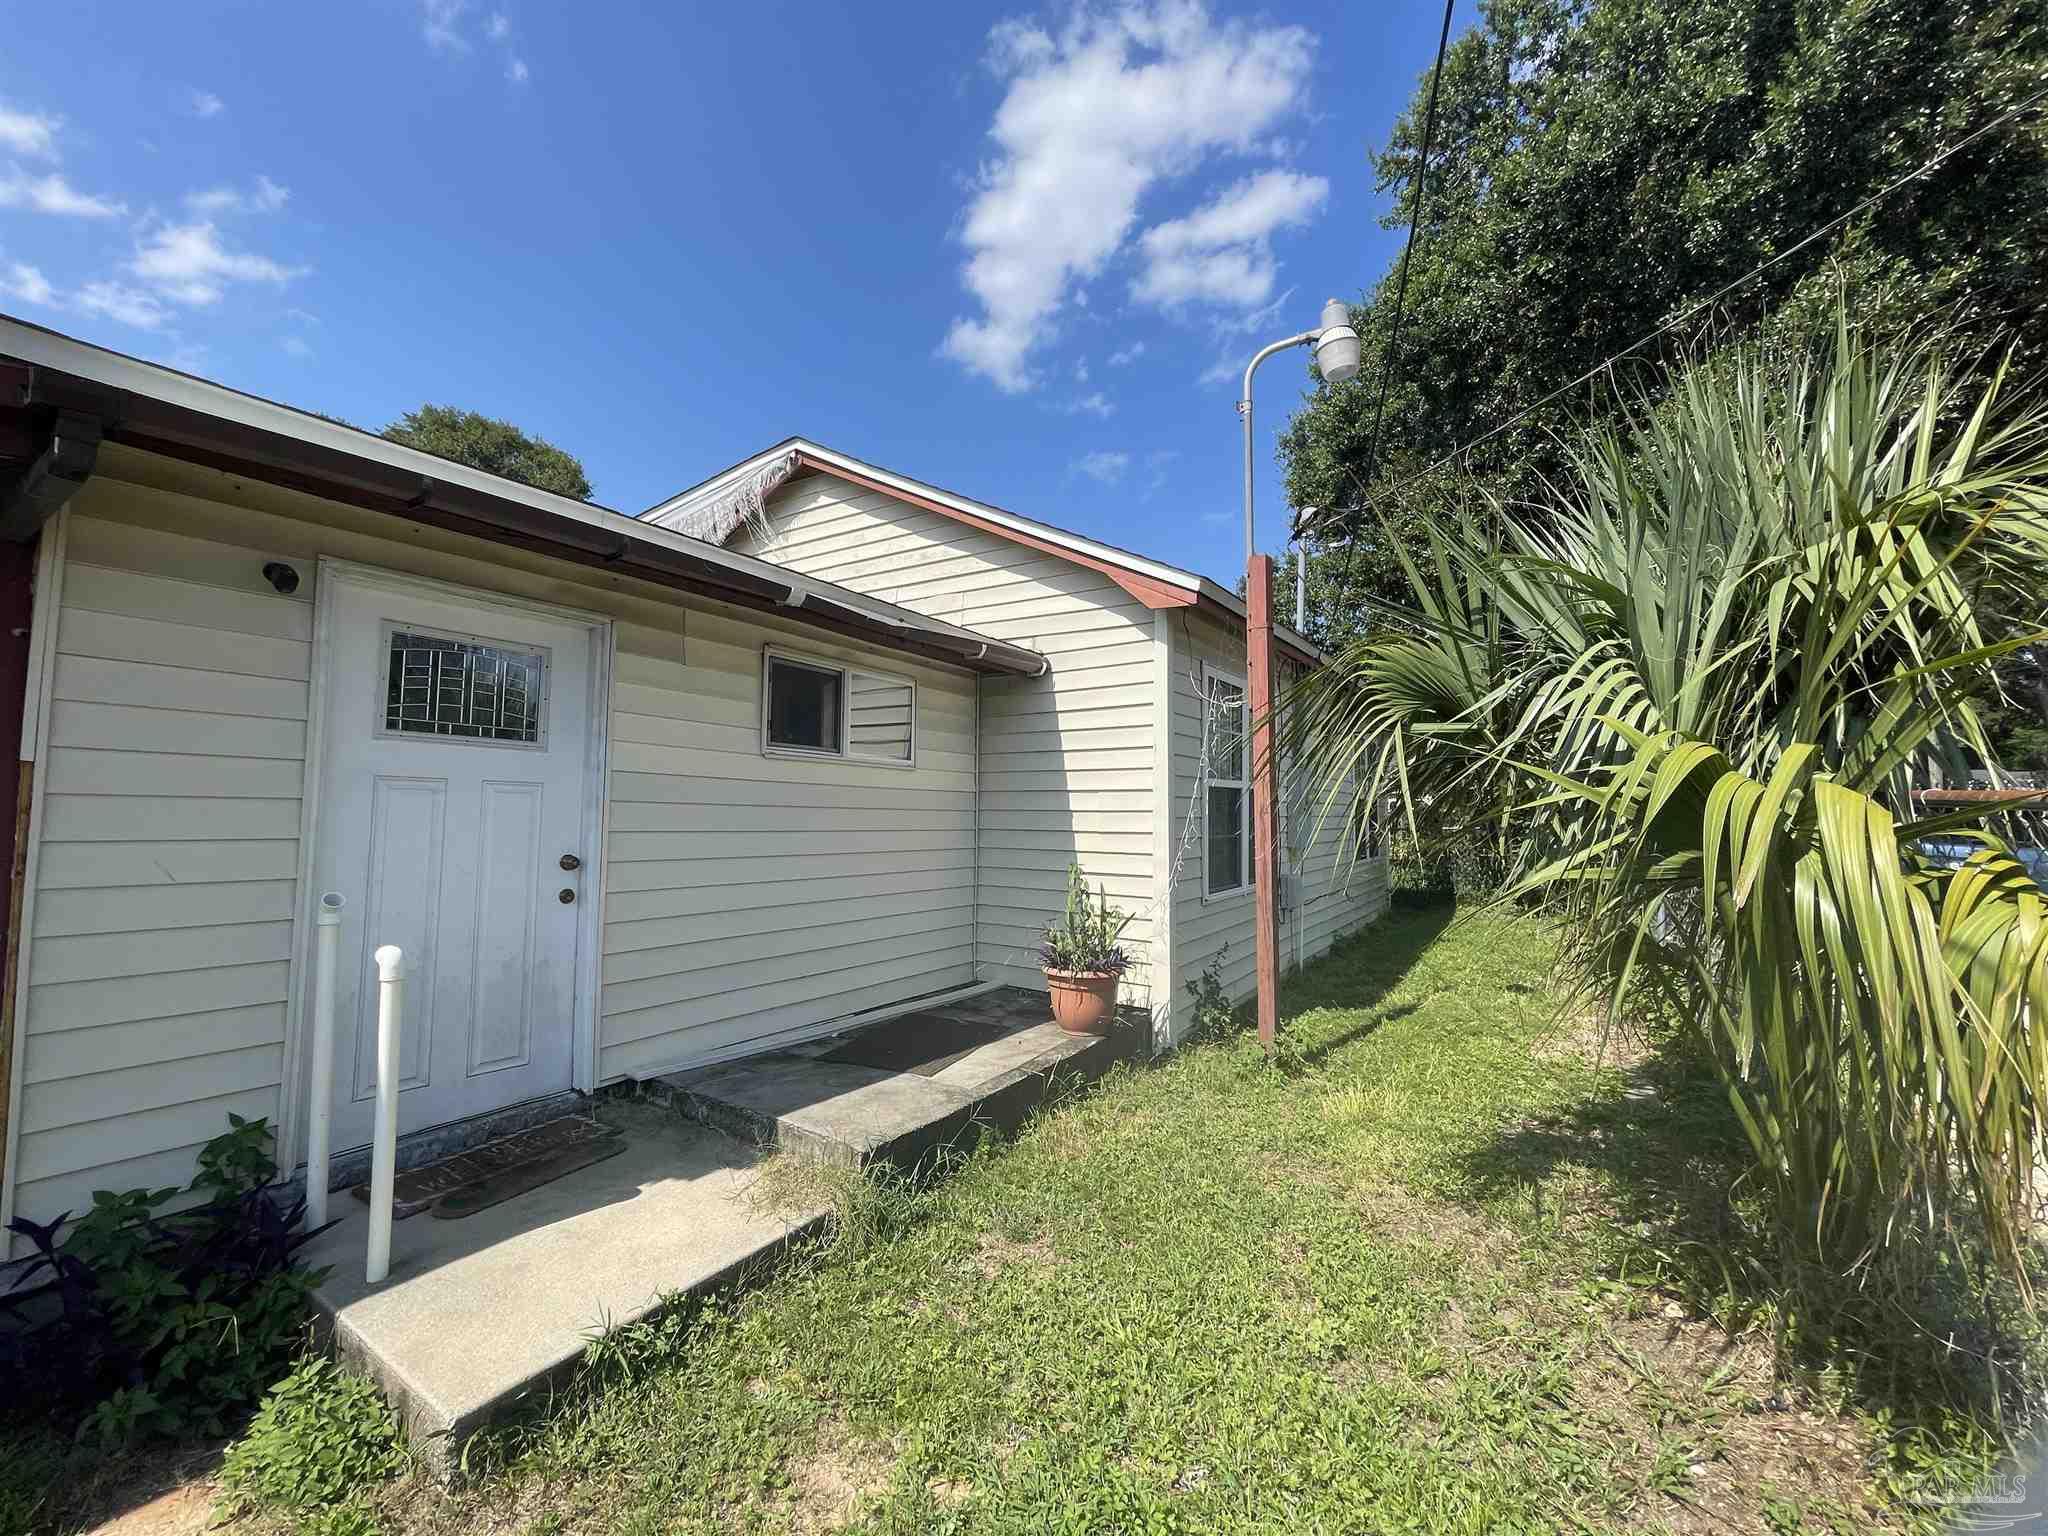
[1038,864,1134,1035]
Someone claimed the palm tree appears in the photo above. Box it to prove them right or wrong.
[1291,306,2048,1290]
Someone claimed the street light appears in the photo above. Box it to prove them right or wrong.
[1235,298,1360,1051]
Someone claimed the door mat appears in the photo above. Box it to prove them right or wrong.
[818,1011,1018,1077]
[351,1115,625,1221]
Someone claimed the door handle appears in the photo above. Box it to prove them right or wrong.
[559,888,577,904]
[559,853,581,871]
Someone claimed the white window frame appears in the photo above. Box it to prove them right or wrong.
[1201,660,1252,901]
[760,646,917,768]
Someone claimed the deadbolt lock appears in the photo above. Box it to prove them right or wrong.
[559,853,582,871]
[558,887,577,904]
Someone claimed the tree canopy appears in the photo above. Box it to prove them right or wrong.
[381,404,594,502]
[1278,0,2048,639]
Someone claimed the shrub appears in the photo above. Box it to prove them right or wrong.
[219,1355,403,1516]
[0,1114,333,1443]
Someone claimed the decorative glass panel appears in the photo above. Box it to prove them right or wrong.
[847,672,913,762]
[384,629,546,743]
[766,657,842,752]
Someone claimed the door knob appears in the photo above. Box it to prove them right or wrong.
[559,853,581,871]
[559,887,577,904]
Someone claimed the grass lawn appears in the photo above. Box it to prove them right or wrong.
[20,905,2017,1535]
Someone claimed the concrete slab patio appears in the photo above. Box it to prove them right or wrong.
[305,986,1143,1465]
[648,985,1145,1168]
[306,1103,828,1466]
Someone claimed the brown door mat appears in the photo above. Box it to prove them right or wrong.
[818,1010,1018,1076]
[351,1115,624,1221]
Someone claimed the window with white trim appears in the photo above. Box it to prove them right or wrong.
[1203,664,1249,895]
[762,650,915,765]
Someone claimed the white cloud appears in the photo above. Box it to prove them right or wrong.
[0,261,55,306]
[76,280,169,330]
[130,221,300,305]
[0,106,59,159]
[421,0,471,50]
[506,56,530,84]
[185,175,289,215]
[188,90,226,119]
[942,0,1316,392]
[281,334,313,358]
[1134,168,1327,308]
[1108,341,1146,367]
[1074,450,1131,484]
[1065,391,1115,419]
[0,167,125,218]
[487,11,511,40]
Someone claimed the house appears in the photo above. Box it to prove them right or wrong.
[0,316,1387,1250]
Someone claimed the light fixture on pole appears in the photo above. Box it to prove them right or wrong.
[1235,298,1360,1051]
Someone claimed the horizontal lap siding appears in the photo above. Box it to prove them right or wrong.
[734,477,1160,1005]
[597,605,980,1078]
[1167,613,1388,1037]
[7,459,995,1241]
[11,508,310,1232]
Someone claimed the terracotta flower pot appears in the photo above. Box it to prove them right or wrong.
[1045,968,1120,1035]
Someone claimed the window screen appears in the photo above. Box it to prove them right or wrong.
[1205,670,1249,894]
[766,657,843,752]
[384,629,545,743]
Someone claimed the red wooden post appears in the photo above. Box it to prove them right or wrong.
[1247,552,1280,1050]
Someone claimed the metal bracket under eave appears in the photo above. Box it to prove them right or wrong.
[0,409,101,543]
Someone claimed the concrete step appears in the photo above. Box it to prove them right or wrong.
[646,1004,1137,1170]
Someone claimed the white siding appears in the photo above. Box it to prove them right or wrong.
[732,475,1162,1006]
[600,610,978,1079]
[1167,610,1387,1037]
[3,450,987,1239]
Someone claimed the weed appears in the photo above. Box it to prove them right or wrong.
[217,1355,403,1517]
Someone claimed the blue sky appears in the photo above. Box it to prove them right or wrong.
[1,0,1468,587]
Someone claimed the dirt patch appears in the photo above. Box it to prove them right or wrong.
[1575,1297,1888,1533]
[784,1418,897,1534]
[1532,1006,1654,1073]
[969,1232,1056,1279]
[85,1479,216,1536]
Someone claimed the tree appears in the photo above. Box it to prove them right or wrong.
[1290,306,2048,1295]
[381,405,594,501]
[1279,0,2048,631]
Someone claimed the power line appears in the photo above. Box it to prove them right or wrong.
[1321,77,2048,544]
[1357,0,1459,498]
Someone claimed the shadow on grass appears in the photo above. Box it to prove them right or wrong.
[1451,1026,2034,1439]
[1272,901,1455,1066]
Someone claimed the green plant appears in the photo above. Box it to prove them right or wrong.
[1038,863,1134,975]
[1184,946,1236,1042]
[0,1114,333,1443]
[1291,295,2048,1296]
[219,1355,403,1516]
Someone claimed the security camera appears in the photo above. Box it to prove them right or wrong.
[262,562,301,595]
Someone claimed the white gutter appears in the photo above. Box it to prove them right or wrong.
[0,315,1046,676]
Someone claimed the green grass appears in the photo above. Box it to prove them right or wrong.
[14,906,2020,1534]
[376,906,2011,1535]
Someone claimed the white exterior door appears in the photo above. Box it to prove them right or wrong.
[315,568,599,1153]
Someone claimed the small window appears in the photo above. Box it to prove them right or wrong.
[766,656,843,753]
[383,626,546,745]
[1204,666,1249,895]
[762,652,917,765]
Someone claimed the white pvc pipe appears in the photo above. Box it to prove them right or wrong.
[304,892,346,1230]
[365,943,404,1285]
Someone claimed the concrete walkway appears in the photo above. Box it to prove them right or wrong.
[306,1104,828,1467]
